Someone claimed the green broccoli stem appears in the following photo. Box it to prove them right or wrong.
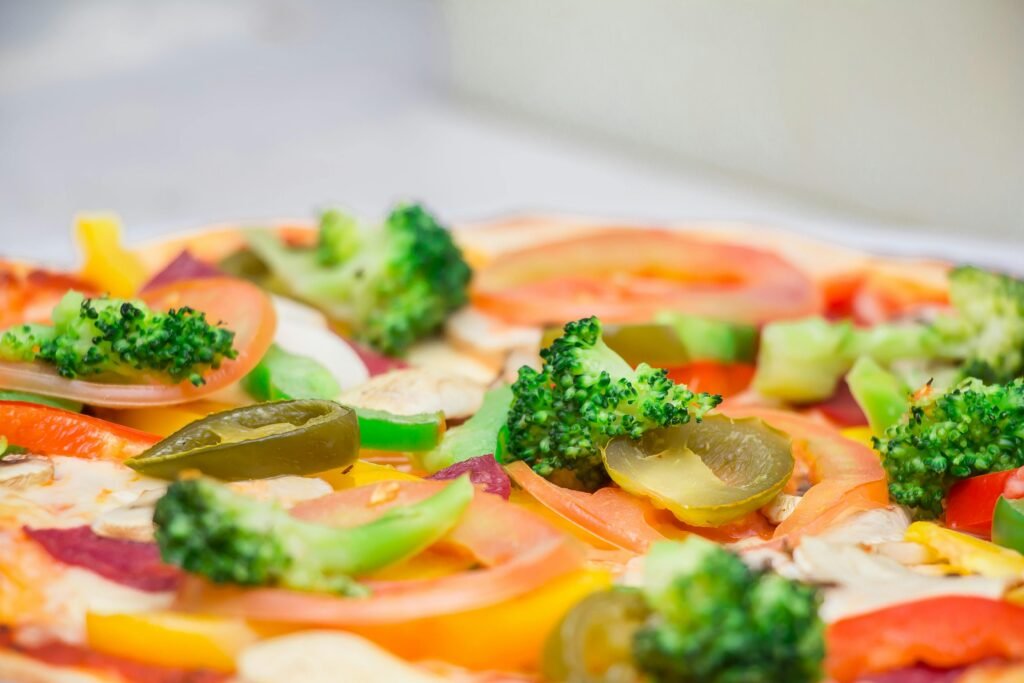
[846,356,910,435]
[242,343,342,402]
[295,475,474,578]
[754,317,942,403]
[421,384,513,473]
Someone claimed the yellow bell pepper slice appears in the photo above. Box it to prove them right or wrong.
[318,460,423,489]
[342,568,612,671]
[86,611,259,672]
[840,426,874,449]
[75,213,147,297]
[96,401,237,437]
[905,521,1024,578]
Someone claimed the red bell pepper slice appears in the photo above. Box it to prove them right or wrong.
[945,467,1024,538]
[0,401,159,461]
[826,596,1024,682]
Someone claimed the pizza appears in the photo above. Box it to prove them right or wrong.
[1,205,1023,683]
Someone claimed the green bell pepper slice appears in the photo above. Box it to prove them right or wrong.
[992,496,1024,555]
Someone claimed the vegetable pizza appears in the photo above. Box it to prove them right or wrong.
[1,206,1023,683]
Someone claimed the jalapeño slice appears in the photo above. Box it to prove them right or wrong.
[125,400,358,480]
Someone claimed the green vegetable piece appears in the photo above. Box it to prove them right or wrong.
[505,316,722,492]
[125,400,358,480]
[247,204,471,355]
[421,385,513,473]
[242,344,341,402]
[0,390,83,413]
[154,475,474,595]
[542,588,649,682]
[0,291,236,386]
[875,377,1024,519]
[754,266,1024,403]
[993,496,1024,555]
[355,407,444,452]
[655,312,758,363]
[634,538,824,683]
[603,415,794,527]
[576,323,690,369]
[846,356,910,435]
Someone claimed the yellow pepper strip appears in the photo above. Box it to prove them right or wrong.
[840,426,875,449]
[75,213,147,297]
[318,460,422,490]
[86,611,259,672]
[905,521,1024,578]
[95,401,237,438]
[337,568,612,671]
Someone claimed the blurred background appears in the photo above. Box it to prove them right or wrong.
[1,0,1021,267]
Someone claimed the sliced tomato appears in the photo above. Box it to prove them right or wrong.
[0,401,158,460]
[0,278,276,408]
[852,258,951,325]
[472,229,822,326]
[826,596,1024,682]
[722,407,888,544]
[0,261,97,329]
[176,481,583,626]
[664,361,755,397]
[505,461,772,552]
[946,467,1024,538]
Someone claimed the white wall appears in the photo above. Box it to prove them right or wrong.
[445,0,1024,238]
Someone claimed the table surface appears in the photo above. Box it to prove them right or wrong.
[0,0,1016,270]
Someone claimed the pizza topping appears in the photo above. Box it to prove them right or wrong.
[471,228,822,326]
[428,455,511,500]
[237,631,446,683]
[602,415,794,527]
[422,384,511,474]
[0,401,159,460]
[338,367,486,422]
[246,204,471,355]
[24,526,181,593]
[877,378,1024,519]
[754,265,1024,403]
[0,290,237,387]
[0,278,276,407]
[154,477,473,595]
[544,538,825,683]
[125,400,358,481]
[140,250,222,293]
[502,317,721,492]
[352,407,446,453]
[825,596,1024,682]
[0,455,54,490]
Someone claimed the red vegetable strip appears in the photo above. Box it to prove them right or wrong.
[0,401,159,460]
[341,337,409,376]
[429,454,511,500]
[24,526,181,593]
[826,597,1024,682]
[141,250,222,293]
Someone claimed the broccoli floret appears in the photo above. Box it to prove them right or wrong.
[247,203,471,355]
[504,317,722,491]
[755,266,1024,402]
[633,538,824,683]
[154,476,473,595]
[0,291,236,386]
[876,377,1024,519]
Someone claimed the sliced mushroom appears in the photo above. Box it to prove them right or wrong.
[238,631,445,683]
[90,488,165,542]
[405,339,502,386]
[339,368,485,421]
[445,307,542,365]
[0,456,54,489]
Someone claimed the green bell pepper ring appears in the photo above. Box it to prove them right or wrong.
[355,407,445,452]
[992,496,1024,555]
